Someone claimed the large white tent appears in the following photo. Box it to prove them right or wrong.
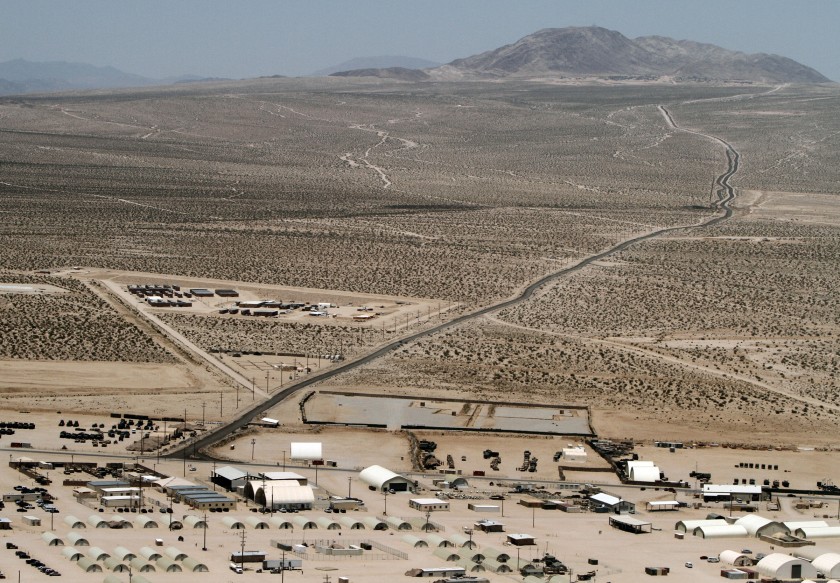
[627,460,661,483]
[735,514,773,536]
[812,553,840,578]
[290,442,323,461]
[719,550,753,566]
[693,524,749,538]
[359,465,413,492]
[756,553,817,580]
[796,526,840,539]
[675,519,727,533]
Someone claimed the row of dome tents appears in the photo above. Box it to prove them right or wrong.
[220,515,387,530]
[62,514,183,530]
[62,543,207,573]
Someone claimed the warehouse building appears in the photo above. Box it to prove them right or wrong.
[211,466,248,492]
[589,492,635,515]
[410,498,450,512]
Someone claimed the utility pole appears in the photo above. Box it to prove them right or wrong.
[202,510,208,551]
[201,402,206,426]
[212,462,217,491]
[383,490,388,515]
[347,477,352,498]
[239,530,246,573]
[251,438,256,461]
[220,391,223,417]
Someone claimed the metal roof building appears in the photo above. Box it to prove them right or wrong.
[211,465,248,491]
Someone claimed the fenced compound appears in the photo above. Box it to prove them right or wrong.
[270,538,407,560]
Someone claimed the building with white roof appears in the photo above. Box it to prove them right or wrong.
[290,442,323,461]
[756,553,817,580]
[359,465,413,492]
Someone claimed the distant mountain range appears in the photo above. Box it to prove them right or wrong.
[0,59,231,96]
[333,26,832,84]
[312,56,441,77]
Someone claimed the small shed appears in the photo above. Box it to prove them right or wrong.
[23,515,41,527]
[507,533,536,546]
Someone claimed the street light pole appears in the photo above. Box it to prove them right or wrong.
[347,477,351,498]
[202,510,208,551]
[251,438,256,461]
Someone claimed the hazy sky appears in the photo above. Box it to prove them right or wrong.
[2,0,838,81]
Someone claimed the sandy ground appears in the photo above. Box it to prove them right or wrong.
[0,362,197,394]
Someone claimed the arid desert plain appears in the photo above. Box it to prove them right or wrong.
[1,77,839,582]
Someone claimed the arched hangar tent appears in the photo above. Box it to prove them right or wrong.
[735,515,773,536]
[87,515,108,529]
[796,526,840,539]
[384,516,412,531]
[269,517,293,529]
[315,516,340,530]
[359,465,413,492]
[103,557,129,572]
[361,517,388,530]
[245,516,270,530]
[87,547,111,562]
[67,531,90,546]
[164,547,188,561]
[76,558,102,573]
[693,525,749,539]
[129,557,156,572]
[183,515,207,529]
[155,556,183,572]
[291,442,323,460]
[291,516,318,530]
[339,517,365,530]
[41,532,64,546]
[134,515,159,528]
[64,516,86,529]
[756,553,817,580]
[426,534,453,548]
[182,557,209,572]
[402,535,428,548]
[676,519,727,533]
[255,481,315,510]
[139,546,162,561]
[812,553,840,578]
[720,550,753,566]
[222,516,245,529]
[113,547,136,562]
[61,547,83,562]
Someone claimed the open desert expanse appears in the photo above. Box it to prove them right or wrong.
[1,76,839,580]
